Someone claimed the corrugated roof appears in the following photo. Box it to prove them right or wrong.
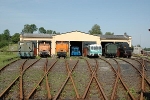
[22,33,53,38]
[21,32,131,40]
[100,35,129,40]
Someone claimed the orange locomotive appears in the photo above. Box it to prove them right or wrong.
[39,42,51,57]
[56,41,69,58]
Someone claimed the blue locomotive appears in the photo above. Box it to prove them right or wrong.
[71,46,81,56]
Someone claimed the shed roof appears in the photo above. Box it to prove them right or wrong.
[22,33,53,38]
[100,35,129,40]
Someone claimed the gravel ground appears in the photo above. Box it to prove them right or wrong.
[23,58,45,99]
[69,58,90,98]
[97,58,116,99]
[1,57,150,99]
[117,58,141,99]
[0,59,25,94]
[48,59,68,99]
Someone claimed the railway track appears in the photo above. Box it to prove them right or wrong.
[0,59,26,99]
[118,58,150,100]
[1,57,150,99]
[82,58,108,100]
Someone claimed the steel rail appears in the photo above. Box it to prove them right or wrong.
[100,58,120,100]
[22,58,41,73]
[19,59,28,100]
[94,59,108,100]
[121,58,150,100]
[82,59,108,100]
[131,58,146,99]
[100,58,136,100]
[82,71,95,98]
[140,59,145,100]
[26,59,58,99]
[0,59,20,72]
[0,59,26,99]
[120,58,150,86]
[132,58,147,70]
[20,58,41,99]
[53,60,79,100]
[65,60,80,98]
[45,59,58,99]
[82,59,96,99]
[26,73,46,99]
[26,58,48,99]
[0,76,20,98]
[99,58,119,100]
[44,59,51,99]
[114,58,136,100]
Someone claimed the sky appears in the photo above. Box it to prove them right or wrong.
[0,0,150,48]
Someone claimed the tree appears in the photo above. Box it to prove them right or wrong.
[3,29,10,41]
[22,24,38,33]
[89,24,102,35]
[53,31,56,34]
[0,40,8,48]
[0,34,2,41]
[11,33,20,43]
[137,44,141,47]
[46,30,53,34]
[144,47,150,51]
[39,27,46,34]
[56,32,60,34]
[105,32,114,35]
[30,24,38,33]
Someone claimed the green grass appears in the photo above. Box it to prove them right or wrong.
[0,44,19,69]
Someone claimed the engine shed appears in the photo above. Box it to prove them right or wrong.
[20,31,132,57]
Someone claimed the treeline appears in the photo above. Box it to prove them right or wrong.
[0,23,115,49]
[0,29,20,48]
[144,48,150,51]
[22,24,60,34]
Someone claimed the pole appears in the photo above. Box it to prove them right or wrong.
[140,34,141,47]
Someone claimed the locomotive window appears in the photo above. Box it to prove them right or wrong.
[91,46,94,50]
[94,46,98,50]
[98,46,101,50]
[20,43,24,45]
[74,48,78,52]
[27,43,31,45]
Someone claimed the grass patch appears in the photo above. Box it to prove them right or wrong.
[0,52,19,69]
[0,44,19,69]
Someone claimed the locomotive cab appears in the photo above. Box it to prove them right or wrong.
[38,42,51,57]
[117,42,132,58]
[71,46,81,56]
[18,41,36,59]
[104,43,117,58]
[86,44,102,57]
[56,41,69,58]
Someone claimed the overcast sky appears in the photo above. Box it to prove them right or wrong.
[0,0,150,48]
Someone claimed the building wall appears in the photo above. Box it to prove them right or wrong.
[52,31,101,55]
